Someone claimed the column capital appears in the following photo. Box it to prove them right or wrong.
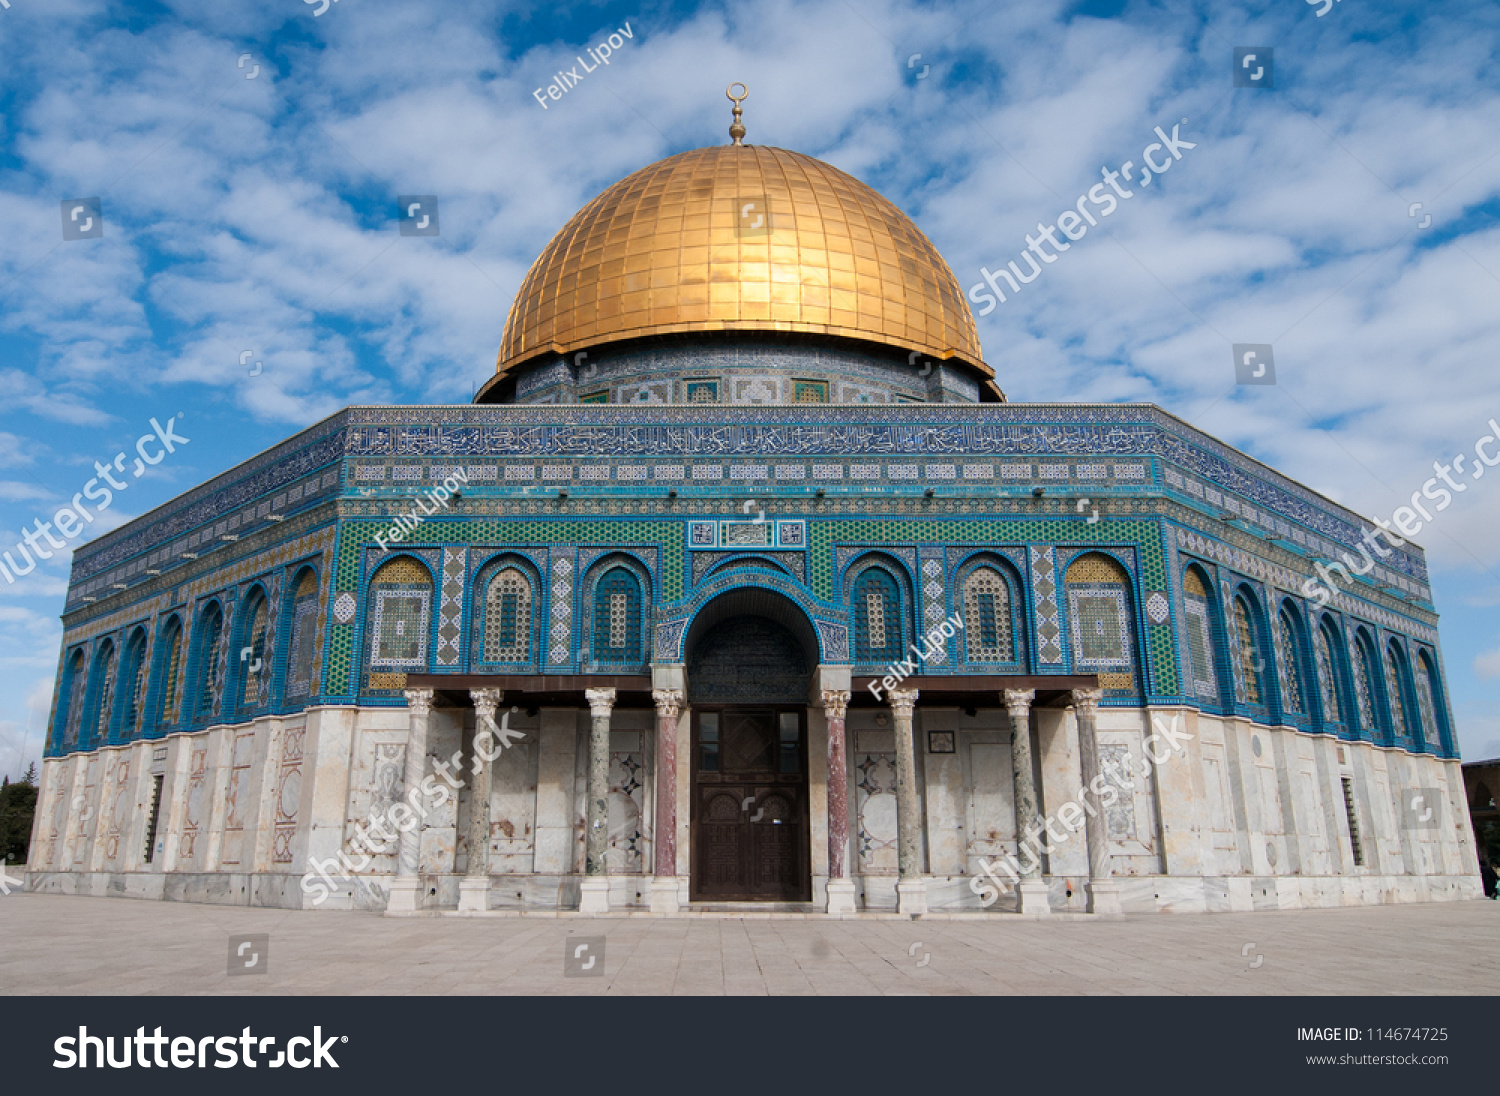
[584,688,617,718]
[1001,688,1036,721]
[887,689,918,719]
[403,688,434,718]
[469,688,503,721]
[819,689,852,721]
[651,688,685,718]
[1071,687,1104,715]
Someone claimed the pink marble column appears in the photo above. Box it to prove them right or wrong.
[821,689,856,914]
[822,689,852,879]
[651,689,683,879]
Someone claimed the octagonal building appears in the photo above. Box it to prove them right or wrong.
[26,112,1484,916]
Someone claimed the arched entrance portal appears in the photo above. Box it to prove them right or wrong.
[685,586,815,901]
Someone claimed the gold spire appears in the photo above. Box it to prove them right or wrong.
[727,82,747,145]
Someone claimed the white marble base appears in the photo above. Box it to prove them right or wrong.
[1016,879,1052,918]
[649,876,681,914]
[1087,879,1124,917]
[578,877,610,914]
[385,876,422,915]
[825,879,858,915]
[897,879,928,917]
[457,878,490,913]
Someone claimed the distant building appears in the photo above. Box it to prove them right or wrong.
[1462,758,1499,892]
[27,99,1483,916]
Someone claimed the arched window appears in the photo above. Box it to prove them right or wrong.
[1350,628,1379,734]
[155,616,185,727]
[57,649,87,751]
[591,566,644,664]
[1230,595,1263,706]
[1385,641,1413,740]
[1414,651,1446,750]
[1274,607,1307,716]
[1181,567,1220,702]
[483,567,533,663]
[963,567,1015,662]
[368,558,433,672]
[284,569,320,699]
[236,588,270,713]
[1474,782,1496,812]
[852,566,903,664]
[1314,618,1344,725]
[194,603,226,721]
[119,628,149,740]
[85,639,118,747]
[1064,553,1136,691]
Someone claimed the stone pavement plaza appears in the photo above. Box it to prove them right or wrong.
[1,894,1496,995]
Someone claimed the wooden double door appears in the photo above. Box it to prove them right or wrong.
[690,707,811,902]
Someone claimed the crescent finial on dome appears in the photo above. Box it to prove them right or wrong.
[727,82,747,145]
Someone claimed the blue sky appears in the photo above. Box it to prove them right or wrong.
[1,0,1498,778]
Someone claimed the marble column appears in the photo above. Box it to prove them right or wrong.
[889,689,927,916]
[650,688,684,913]
[580,687,616,914]
[1003,689,1050,917]
[1072,687,1122,915]
[458,688,502,913]
[386,687,433,915]
[822,689,856,914]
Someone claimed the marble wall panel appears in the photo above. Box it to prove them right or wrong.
[490,715,540,874]
[532,709,578,874]
[178,747,207,868]
[920,709,965,876]
[1034,707,1089,878]
[420,707,464,874]
[964,740,1015,872]
[608,730,645,875]
[272,726,304,865]
[854,729,896,874]
[218,731,256,868]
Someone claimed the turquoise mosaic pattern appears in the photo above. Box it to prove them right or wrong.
[49,399,1452,760]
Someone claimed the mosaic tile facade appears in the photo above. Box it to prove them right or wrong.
[46,394,1456,763]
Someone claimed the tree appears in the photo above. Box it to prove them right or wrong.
[0,768,39,866]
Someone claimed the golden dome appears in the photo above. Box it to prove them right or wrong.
[495,143,997,395]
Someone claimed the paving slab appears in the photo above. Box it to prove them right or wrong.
[0,893,1496,995]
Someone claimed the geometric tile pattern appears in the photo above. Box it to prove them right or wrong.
[436,547,465,666]
[920,550,947,662]
[834,544,918,588]
[1145,590,1170,625]
[328,520,686,695]
[1030,546,1063,665]
[549,551,576,666]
